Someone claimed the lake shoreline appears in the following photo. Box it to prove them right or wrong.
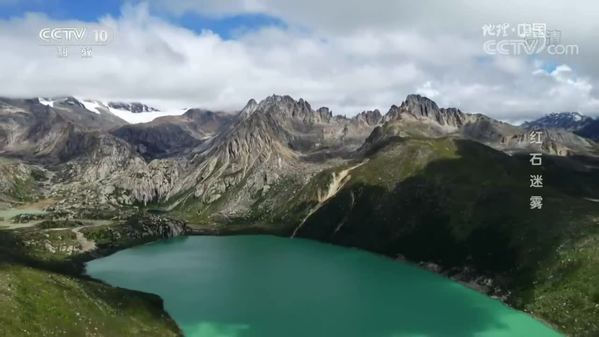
[85,231,559,335]
[2,215,560,336]
[71,223,507,308]
[184,224,513,302]
[183,224,561,334]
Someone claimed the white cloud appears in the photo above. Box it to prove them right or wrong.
[416,81,439,98]
[530,64,599,114]
[0,1,598,121]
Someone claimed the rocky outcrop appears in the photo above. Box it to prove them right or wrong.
[122,215,189,239]
[385,94,472,129]
[353,109,383,126]
[418,261,510,301]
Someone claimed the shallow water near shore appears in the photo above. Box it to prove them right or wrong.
[86,235,562,337]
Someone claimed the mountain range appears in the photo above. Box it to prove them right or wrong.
[1,94,599,337]
[523,111,599,141]
[522,112,592,130]
[1,94,597,211]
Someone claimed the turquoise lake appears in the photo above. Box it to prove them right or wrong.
[85,235,562,337]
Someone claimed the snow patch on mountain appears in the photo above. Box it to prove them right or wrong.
[77,98,188,124]
[107,105,188,124]
[79,99,104,114]
[38,97,55,107]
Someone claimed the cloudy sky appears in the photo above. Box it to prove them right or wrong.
[0,0,598,122]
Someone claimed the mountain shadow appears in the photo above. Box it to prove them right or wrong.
[292,137,599,336]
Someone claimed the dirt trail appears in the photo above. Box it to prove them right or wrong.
[45,223,106,252]
[72,226,96,252]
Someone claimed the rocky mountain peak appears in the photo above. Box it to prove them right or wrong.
[522,112,593,131]
[258,94,310,112]
[107,102,159,113]
[37,96,85,109]
[401,94,440,114]
[568,112,586,121]
[316,107,333,121]
[353,109,383,125]
[184,108,216,121]
[248,95,335,124]
[240,99,258,116]
[385,94,437,121]
[384,94,467,129]
[62,97,86,108]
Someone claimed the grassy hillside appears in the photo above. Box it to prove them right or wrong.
[0,220,184,337]
[0,260,181,337]
[2,135,598,336]
[289,137,599,337]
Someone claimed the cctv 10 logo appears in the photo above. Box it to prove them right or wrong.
[39,26,113,46]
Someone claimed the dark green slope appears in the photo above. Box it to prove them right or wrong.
[290,137,599,336]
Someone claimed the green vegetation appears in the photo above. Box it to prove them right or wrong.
[522,231,599,336]
[240,174,322,228]
[0,219,183,337]
[35,220,83,229]
[289,137,599,337]
[0,262,181,337]
[80,214,182,249]
[1,135,598,336]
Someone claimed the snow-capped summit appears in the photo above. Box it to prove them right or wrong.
[38,96,84,108]
[79,99,188,124]
[522,112,593,131]
[39,97,188,124]
[38,97,56,107]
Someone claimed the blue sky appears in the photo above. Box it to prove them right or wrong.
[0,0,285,39]
[0,0,123,21]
